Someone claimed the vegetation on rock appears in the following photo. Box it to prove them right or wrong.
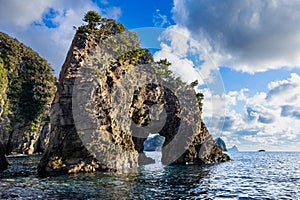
[78,11,198,101]
[77,11,125,38]
[196,92,204,111]
[83,11,102,29]
[38,11,229,176]
[0,32,56,154]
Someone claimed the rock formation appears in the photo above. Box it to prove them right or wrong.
[0,32,55,155]
[38,15,230,176]
[228,145,239,152]
[0,142,8,171]
[215,137,227,151]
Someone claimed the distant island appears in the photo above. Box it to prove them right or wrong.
[258,149,266,152]
[228,145,239,152]
[215,138,240,152]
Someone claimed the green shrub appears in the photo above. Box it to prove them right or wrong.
[0,32,55,125]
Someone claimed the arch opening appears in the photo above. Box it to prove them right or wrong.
[129,83,182,165]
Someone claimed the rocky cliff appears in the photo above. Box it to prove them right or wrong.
[0,32,55,155]
[215,137,227,151]
[38,16,229,176]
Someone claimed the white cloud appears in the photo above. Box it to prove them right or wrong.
[0,0,54,26]
[154,50,201,84]
[153,9,170,28]
[153,25,225,87]
[153,26,203,84]
[205,73,300,151]
[172,0,300,73]
[0,0,122,75]
[104,7,122,20]
[258,73,300,107]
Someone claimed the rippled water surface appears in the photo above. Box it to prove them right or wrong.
[1,152,300,199]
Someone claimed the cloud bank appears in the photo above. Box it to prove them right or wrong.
[172,0,300,73]
[203,73,300,151]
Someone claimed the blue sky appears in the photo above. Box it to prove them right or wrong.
[96,0,174,29]
[1,0,300,151]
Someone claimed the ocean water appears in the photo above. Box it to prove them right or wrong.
[0,152,300,199]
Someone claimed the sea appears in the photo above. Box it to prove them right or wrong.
[0,151,300,199]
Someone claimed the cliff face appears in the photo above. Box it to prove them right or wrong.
[38,23,229,176]
[215,137,227,151]
[0,32,55,155]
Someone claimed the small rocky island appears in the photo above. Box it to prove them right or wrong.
[228,145,239,152]
[38,11,230,176]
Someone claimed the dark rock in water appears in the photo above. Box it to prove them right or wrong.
[38,14,230,176]
[138,153,155,165]
[215,138,227,151]
[0,142,8,171]
[258,149,266,152]
[228,145,239,152]
[143,135,165,151]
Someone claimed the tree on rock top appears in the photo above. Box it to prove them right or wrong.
[78,10,126,37]
[83,11,101,29]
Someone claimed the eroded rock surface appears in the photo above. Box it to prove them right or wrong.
[38,25,230,176]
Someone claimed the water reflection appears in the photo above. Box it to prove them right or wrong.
[129,151,211,199]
